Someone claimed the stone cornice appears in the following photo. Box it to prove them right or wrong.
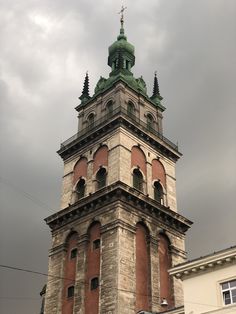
[101,219,136,235]
[169,246,236,279]
[45,181,192,234]
[49,243,66,256]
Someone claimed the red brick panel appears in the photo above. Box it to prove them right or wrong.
[73,157,88,184]
[93,146,108,174]
[62,233,78,314]
[158,234,174,309]
[85,222,101,314]
[136,223,150,312]
[131,146,147,176]
[152,159,166,188]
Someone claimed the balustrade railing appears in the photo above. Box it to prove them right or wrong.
[60,106,178,151]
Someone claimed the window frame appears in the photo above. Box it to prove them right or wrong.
[91,277,99,290]
[93,239,100,250]
[76,178,86,199]
[133,168,144,192]
[96,167,107,190]
[153,181,164,204]
[70,248,78,259]
[67,285,75,298]
[221,279,236,306]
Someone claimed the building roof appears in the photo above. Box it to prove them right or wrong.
[170,245,236,279]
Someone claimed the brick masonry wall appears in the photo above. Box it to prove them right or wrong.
[44,199,186,314]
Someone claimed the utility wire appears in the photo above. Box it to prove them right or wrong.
[0,176,54,213]
[0,264,74,282]
[0,264,223,308]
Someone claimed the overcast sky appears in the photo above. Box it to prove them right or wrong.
[0,1,235,313]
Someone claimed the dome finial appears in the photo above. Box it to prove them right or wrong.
[118,5,127,36]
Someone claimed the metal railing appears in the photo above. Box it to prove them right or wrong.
[60,106,178,151]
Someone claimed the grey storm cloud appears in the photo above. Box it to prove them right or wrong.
[0,1,236,313]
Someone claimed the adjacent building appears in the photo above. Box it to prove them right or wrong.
[170,246,236,314]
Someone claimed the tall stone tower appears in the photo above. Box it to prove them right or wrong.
[44,15,192,314]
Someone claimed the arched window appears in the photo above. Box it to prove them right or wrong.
[154,181,164,204]
[76,178,86,199]
[133,168,143,192]
[147,114,154,131]
[106,101,113,117]
[127,101,135,117]
[96,168,107,189]
[87,113,95,128]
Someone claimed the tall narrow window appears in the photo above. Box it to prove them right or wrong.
[91,277,99,290]
[147,114,154,131]
[154,181,164,204]
[106,101,113,117]
[127,101,135,117]
[133,168,143,192]
[96,168,107,189]
[67,286,74,298]
[76,178,85,199]
[87,113,95,128]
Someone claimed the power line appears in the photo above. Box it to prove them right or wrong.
[0,264,223,309]
[0,176,54,213]
[0,264,75,282]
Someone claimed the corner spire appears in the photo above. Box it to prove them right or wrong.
[79,72,91,104]
[152,71,160,96]
[150,71,163,106]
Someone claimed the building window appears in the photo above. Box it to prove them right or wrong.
[127,101,135,117]
[147,114,154,131]
[93,239,100,250]
[76,178,85,199]
[154,181,164,204]
[133,168,143,192]
[87,113,95,128]
[67,286,74,298]
[91,277,99,290]
[106,101,113,117]
[221,280,236,305]
[96,167,107,189]
[70,248,77,259]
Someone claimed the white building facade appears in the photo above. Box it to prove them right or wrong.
[170,246,236,314]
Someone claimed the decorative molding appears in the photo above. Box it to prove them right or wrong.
[49,244,67,256]
[170,246,236,279]
[45,181,192,236]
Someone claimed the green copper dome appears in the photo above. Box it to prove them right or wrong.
[108,32,135,56]
[108,26,135,71]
